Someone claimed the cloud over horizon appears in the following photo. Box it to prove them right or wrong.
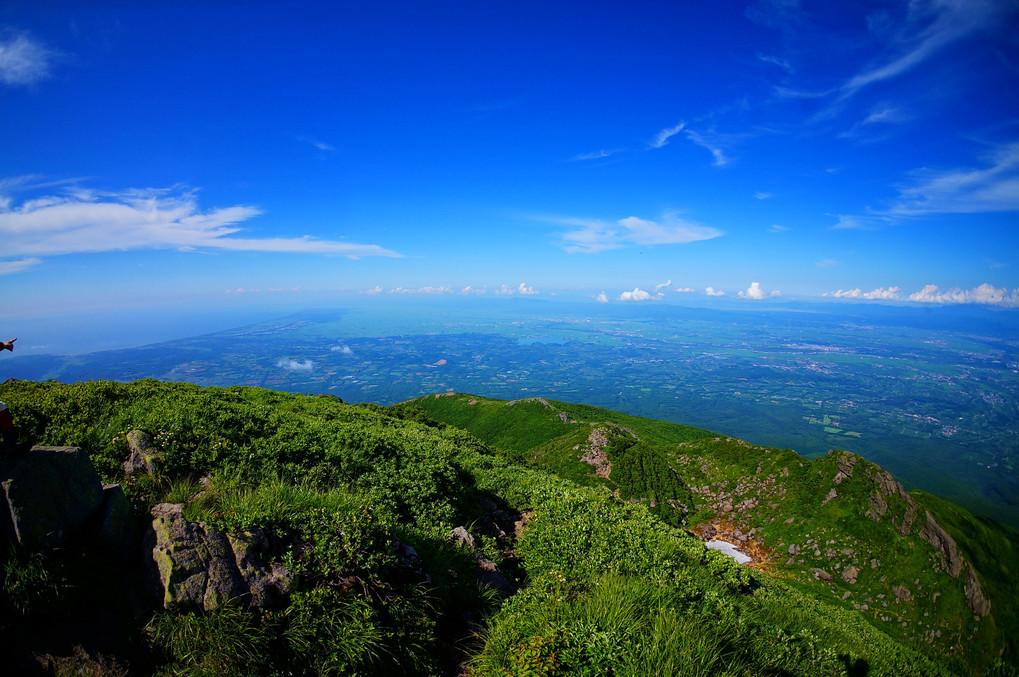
[0,182,402,268]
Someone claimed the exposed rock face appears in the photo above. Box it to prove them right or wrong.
[918,511,963,578]
[833,451,858,484]
[578,427,613,479]
[123,430,162,476]
[146,503,293,611]
[842,565,860,584]
[965,563,990,616]
[0,446,105,549]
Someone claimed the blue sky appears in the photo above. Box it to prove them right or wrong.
[2,0,1019,328]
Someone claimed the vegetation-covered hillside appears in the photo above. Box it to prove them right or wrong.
[0,380,1014,675]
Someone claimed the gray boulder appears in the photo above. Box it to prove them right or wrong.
[0,446,105,549]
[146,503,293,612]
[123,430,162,476]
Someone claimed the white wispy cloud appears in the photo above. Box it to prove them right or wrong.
[685,129,729,167]
[825,286,901,300]
[888,140,1019,215]
[649,122,685,149]
[0,30,55,86]
[767,224,790,233]
[755,191,773,200]
[277,358,314,371]
[0,183,403,266]
[389,286,452,294]
[738,281,781,299]
[297,135,336,152]
[838,0,998,100]
[704,286,726,297]
[816,259,839,267]
[362,285,383,295]
[653,279,672,293]
[595,291,609,303]
[830,214,890,230]
[555,213,722,254]
[674,287,694,293]
[618,287,653,302]
[840,105,914,141]
[0,257,41,275]
[908,283,1019,307]
[571,149,623,161]
[757,52,793,72]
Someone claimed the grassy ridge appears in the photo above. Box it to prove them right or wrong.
[398,391,1018,674]
[0,380,1012,675]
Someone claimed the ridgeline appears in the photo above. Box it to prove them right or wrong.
[0,379,1015,675]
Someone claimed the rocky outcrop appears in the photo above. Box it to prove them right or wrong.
[833,451,858,484]
[123,430,162,476]
[842,565,860,584]
[449,525,516,598]
[918,511,963,578]
[146,503,294,611]
[577,427,614,479]
[0,446,106,549]
[964,563,990,616]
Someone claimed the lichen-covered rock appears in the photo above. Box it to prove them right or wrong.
[146,503,292,611]
[0,446,105,549]
[842,565,860,584]
[123,430,162,476]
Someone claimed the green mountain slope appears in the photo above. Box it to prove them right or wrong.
[0,380,1013,676]
[395,392,1019,673]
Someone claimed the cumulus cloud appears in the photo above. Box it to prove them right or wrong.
[461,285,486,295]
[704,286,725,297]
[330,345,354,354]
[618,288,653,302]
[595,291,609,303]
[0,31,55,86]
[738,282,781,300]
[277,358,314,371]
[649,122,685,149]
[0,257,41,275]
[362,285,383,295]
[825,286,902,300]
[493,283,539,296]
[556,213,722,254]
[674,287,694,293]
[0,182,403,267]
[517,282,538,295]
[908,283,1019,307]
